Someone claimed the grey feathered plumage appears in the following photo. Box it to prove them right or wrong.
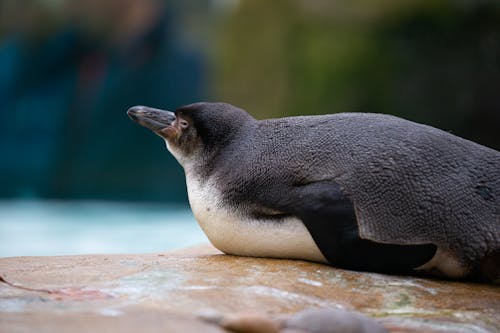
[195,106,499,275]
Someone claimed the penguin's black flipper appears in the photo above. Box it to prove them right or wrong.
[278,181,437,274]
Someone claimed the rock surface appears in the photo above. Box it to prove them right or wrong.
[0,244,499,333]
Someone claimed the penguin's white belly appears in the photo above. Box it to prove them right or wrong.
[186,177,327,263]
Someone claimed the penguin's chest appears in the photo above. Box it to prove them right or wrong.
[185,177,327,263]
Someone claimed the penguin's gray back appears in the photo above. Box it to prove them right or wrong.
[215,112,499,272]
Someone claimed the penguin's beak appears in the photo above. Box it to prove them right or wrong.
[127,106,176,132]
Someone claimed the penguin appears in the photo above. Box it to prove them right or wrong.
[127,102,500,282]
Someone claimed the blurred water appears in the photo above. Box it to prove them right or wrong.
[0,200,208,257]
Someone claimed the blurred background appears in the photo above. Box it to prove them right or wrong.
[1,0,499,256]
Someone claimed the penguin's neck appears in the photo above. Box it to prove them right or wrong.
[183,172,327,263]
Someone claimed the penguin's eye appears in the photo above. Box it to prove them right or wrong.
[179,120,189,129]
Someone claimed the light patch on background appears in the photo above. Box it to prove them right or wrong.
[0,200,208,257]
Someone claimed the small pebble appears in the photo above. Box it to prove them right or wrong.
[221,312,282,333]
[285,308,388,333]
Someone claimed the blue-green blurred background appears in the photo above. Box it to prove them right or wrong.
[1,0,499,256]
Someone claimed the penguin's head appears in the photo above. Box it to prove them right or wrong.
[127,102,254,167]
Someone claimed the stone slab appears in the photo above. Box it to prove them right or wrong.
[1,244,499,332]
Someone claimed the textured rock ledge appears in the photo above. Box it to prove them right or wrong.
[0,244,499,333]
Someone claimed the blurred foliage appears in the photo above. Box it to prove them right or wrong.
[214,0,500,150]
